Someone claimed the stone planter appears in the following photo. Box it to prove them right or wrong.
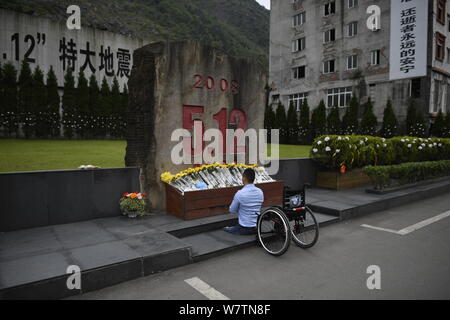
[165,181,284,220]
[317,168,371,190]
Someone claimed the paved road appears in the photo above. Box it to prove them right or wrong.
[71,194,450,300]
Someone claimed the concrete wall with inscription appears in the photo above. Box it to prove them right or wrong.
[0,8,150,89]
[125,41,267,210]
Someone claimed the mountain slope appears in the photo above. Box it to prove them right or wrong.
[0,0,269,67]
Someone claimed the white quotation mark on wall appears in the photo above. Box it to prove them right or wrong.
[66,5,81,30]
[66,265,81,290]
[366,265,381,290]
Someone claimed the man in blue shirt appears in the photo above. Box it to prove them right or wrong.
[224,168,264,236]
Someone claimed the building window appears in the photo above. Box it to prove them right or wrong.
[323,59,336,74]
[324,1,336,16]
[347,55,358,70]
[437,0,447,25]
[293,66,306,79]
[324,29,336,43]
[327,87,353,108]
[436,32,446,61]
[348,22,358,37]
[292,37,306,52]
[370,50,381,65]
[293,12,306,27]
[289,93,309,111]
[348,0,358,8]
[410,78,421,98]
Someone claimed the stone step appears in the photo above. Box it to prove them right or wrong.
[181,213,339,262]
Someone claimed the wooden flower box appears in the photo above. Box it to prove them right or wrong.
[165,181,284,220]
[317,168,371,190]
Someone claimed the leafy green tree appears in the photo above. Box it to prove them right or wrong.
[32,66,47,138]
[18,60,34,138]
[327,104,341,135]
[88,74,100,138]
[2,62,19,137]
[275,102,287,144]
[98,77,111,137]
[120,84,129,138]
[264,103,276,143]
[311,100,327,139]
[286,102,299,145]
[110,77,122,138]
[431,110,445,138]
[46,67,60,138]
[62,69,77,139]
[380,99,398,138]
[406,102,426,137]
[359,98,378,136]
[342,95,359,135]
[0,62,3,134]
[298,99,311,145]
[443,113,450,138]
[76,70,89,138]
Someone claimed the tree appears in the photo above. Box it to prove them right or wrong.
[46,66,61,138]
[275,102,287,144]
[62,69,77,139]
[18,60,34,138]
[326,104,341,135]
[88,74,100,138]
[380,99,398,138]
[443,113,450,138]
[431,110,445,138]
[298,99,311,145]
[342,95,359,135]
[264,103,276,143]
[2,62,19,137]
[32,66,47,138]
[0,62,3,135]
[98,77,111,137]
[76,70,89,138]
[286,102,299,145]
[110,77,122,138]
[120,84,129,138]
[311,100,327,139]
[406,102,426,137]
[359,98,378,136]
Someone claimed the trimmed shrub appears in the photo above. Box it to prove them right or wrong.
[18,60,34,138]
[1,62,18,137]
[298,99,311,145]
[326,104,341,135]
[380,99,398,138]
[32,66,47,138]
[46,66,61,138]
[342,95,359,135]
[275,102,288,144]
[311,100,327,138]
[359,98,378,136]
[406,102,427,137]
[431,111,445,138]
[311,135,450,170]
[364,160,450,190]
[62,69,77,139]
[286,101,299,145]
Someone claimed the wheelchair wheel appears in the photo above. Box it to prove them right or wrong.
[257,207,291,256]
[290,207,319,249]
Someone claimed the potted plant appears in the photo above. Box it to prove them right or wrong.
[120,192,149,218]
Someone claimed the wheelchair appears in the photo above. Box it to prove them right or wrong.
[256,184,320,256]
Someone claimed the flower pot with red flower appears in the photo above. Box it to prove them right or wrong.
[120,192,149,218]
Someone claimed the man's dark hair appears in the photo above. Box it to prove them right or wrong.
[243,168,256,183]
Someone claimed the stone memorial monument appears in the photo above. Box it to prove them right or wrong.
[125,40,267,210]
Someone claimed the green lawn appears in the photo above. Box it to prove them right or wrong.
[0,140,311,173]
[0,139,126,173]
[267,144,311,159]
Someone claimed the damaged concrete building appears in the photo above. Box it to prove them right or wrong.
[269,0,450,128]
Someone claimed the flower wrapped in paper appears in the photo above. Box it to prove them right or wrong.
[160,163,275,193]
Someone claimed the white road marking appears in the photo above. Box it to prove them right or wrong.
[362,210,450,236]
[185,277,230,300]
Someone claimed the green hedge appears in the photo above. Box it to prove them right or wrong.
[310,135,450,170]
[364,160,450,190]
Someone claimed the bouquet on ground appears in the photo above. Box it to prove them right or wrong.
[161,163,274,193]
[119,192,149,218]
